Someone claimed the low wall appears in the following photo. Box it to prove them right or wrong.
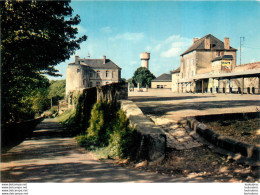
[186,115,260,163]
[120,100,166,162]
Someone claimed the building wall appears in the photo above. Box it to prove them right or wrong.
[151,81,172,89]
[171,73,180,92]
[181,50,237,77]
[66,66,121,96]
[66,65,89,95]
[180,51,197,80]
[89,68,121,87]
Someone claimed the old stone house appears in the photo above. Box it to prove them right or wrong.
[66,55,121,95]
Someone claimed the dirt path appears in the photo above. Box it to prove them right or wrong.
[1,118,210,183]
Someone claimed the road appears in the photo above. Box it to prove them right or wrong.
[1,118,210,183]
[129,89,260,122]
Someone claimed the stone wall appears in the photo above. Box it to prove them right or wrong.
[66,82,128,110]
[120,100,166,162]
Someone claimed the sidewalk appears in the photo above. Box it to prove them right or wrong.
[1,118,210,183]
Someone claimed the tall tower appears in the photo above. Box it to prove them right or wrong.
[140,52,150,69]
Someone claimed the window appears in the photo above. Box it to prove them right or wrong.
[89,82,93,87]
[96,71,100,78]
[77,69,80,73]
[96,82,100,87]
[106,71,109,78]
[83,79,87,85]
[90,71,93,78]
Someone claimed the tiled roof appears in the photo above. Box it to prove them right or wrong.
[171,67,180,74]
[233,61,260,72]
[69,59,121,69]
[181,34,237,56]
[152,73,172,82]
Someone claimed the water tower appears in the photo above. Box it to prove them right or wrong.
[140,52,150,69]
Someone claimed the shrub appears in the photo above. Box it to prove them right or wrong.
[75,101,137,160]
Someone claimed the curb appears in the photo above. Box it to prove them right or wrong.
[186,117,260,164]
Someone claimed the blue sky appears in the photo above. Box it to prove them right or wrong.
[51,1,260,80]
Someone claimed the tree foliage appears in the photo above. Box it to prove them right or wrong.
[132,67,156,87]
[48,80,66,105]
[1,0,87,123]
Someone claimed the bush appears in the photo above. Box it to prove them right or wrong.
[75,101,136,159]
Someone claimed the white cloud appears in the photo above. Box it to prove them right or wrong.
[100,26,112,33]
[161,47,181,58]
[109,32,144,42]
[146,34,192,58]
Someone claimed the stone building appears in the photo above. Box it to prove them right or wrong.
[66,55,121,95]
[171,67,180,92]
[151,73,172,89]
[179,34,237,92]
[172,34,260,94]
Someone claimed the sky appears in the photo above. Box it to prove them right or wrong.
[50,0,260,80]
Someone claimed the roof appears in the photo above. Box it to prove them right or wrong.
[69,58,121,69]
[171,67,180,74]
[181,34,237,56]
[152,73,172,82]
[233,61,260,72]
[211,55,234,62]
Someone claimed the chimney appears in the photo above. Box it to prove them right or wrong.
[224,37,230,49]
[205,38,210,49]
[75,55,80,64]
[103,55,106,64]
[88,53,90,59]
[193,38,199,43]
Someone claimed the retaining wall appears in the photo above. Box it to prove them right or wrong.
[120,100,166,162]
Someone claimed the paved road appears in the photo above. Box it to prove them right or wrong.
[1,118,211,183]
[129,90,260,122]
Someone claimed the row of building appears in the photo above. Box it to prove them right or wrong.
[151,34,260,94]
[65,34,259,96]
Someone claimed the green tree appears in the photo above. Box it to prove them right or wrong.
[48,80,66,105]
[132,67,156,87]
[1,0,87,123]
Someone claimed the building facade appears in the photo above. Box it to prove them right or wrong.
[172,34,260,94]
[151,73,172,89]
[66,55,121,95]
